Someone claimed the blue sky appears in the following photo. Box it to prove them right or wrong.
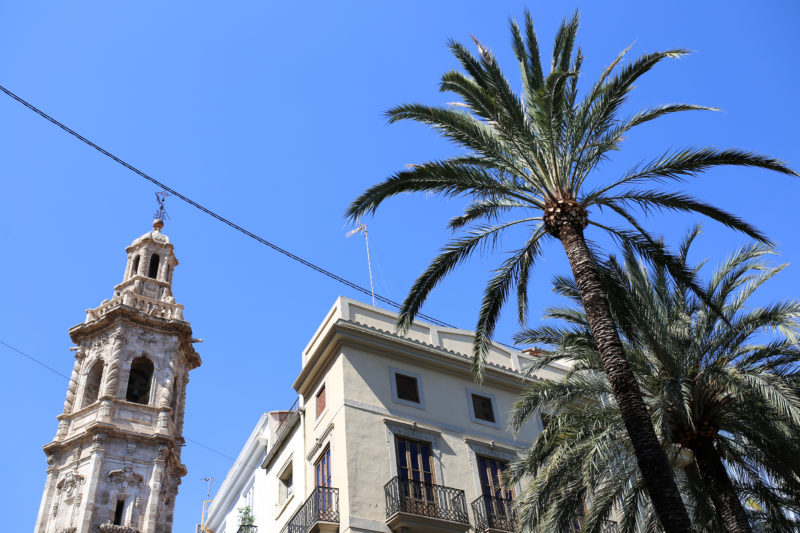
[1,1,798,531]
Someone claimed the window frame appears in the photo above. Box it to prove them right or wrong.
[315,383,327,419]
[389,367,425,409]
[466,388,500,428]
[278,461,294,504]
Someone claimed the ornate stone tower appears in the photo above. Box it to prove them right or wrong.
[35,220,201,533]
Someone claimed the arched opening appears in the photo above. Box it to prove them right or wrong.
[148,254,160,279]
[130,255,140,278]
[126,357,154,404]
[81,360,104,408]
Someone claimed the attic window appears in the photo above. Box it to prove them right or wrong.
[148,254,160,278]
[316,385,326,418]
[395,373,419,403]
[469,392,497,424]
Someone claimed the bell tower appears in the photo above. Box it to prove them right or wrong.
[35,219,201,533]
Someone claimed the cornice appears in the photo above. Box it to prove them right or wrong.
[294,319,535,396]
[68,304,201,369]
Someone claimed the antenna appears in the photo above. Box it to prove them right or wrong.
[154,191,171,221]
[346,220,375,306]
[198,477,214,532]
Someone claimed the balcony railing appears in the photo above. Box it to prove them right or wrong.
[237,526,257,533]
[281,486,340,533]
[275,399,300,441]
[384,476,470,525]
[471,495,516,532]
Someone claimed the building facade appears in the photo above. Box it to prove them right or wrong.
[205,296,572,533]
[35,220,201,533]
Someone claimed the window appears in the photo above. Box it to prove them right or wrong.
[130,255,140,278]
[148,254,160,278]
[315,384,326,418]
[113,499,125,525]
[82,360,104,408]
[477,456,514,524]
[390,368,425,408]
[279,462,293,503]
[126,356,154,404]
[396,436,435,506]
[467,389,499,426]
[396,374,419,403]
[315,446,331,488]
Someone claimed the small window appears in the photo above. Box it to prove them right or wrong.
[395,373,419,403]
[130,255,140,278]
[279,462,293,503]
[148,254,160,278]
[113,499,125,525]
[390,368,425,408]
[469,391,497,425]
[316,385,326,418]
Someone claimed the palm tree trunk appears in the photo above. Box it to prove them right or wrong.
[558,224,693,533]
[688,439,752,532]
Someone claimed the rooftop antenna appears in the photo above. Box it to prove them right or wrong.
[198,477,214,533]
[154,191,171,222]
[346,220,375,306]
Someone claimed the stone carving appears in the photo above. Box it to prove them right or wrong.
[158,358,175,409]
[92,432,106,452]
[63,351,85,414]
[59,527,77,533]
[126,441,136,455]
[107,464,144,490]
[102,333,124,398]
[56,471,84,499]
[98,524,140,533]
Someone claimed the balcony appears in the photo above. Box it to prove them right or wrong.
[384,477,471,533]
[471,495,516,533]
[237,526,257,533]
[281,487,340,533]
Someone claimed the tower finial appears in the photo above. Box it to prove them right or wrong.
[153,191,171,232]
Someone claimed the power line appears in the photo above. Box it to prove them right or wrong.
[0,339,70,379]
[0,84,462,331]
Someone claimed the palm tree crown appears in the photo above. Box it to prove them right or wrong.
[510,231,800,532]
[346,11,797,532]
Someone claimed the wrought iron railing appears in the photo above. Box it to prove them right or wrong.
[237,526,257,533]
[274,399,299,442]
[281,486,340,533]
[384,476,470,525]
[471,495,516,532]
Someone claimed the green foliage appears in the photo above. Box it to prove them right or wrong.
[510,231,800,532]
[346,9,797,377]
[237,505,254,526]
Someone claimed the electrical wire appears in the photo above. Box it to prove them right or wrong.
[0,83,461,330]
[0,85,522,347]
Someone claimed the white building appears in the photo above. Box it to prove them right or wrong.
[204,296,571,533]
[35,220,201,533]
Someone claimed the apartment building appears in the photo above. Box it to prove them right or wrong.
[204,296,572,533]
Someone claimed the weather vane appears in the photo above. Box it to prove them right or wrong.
[153,191,171,221]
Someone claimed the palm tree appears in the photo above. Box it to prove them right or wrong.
[508,230,800,532]
[345,11,797,531]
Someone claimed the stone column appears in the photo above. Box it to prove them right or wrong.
[33,455,59,533]
[101,330,124,399]
[79,432,107,533]
[143,446,167,532]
